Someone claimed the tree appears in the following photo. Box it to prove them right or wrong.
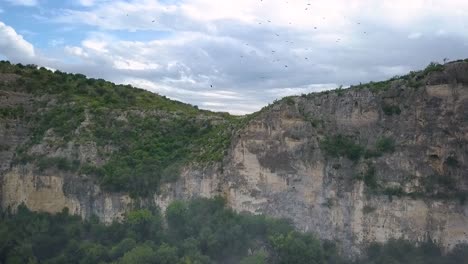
[239,250,268,264]
[119,244,157,264]
[270,231,324,264]
[155,243,179,264]
[109,238,137,260]
[125,209,162,242]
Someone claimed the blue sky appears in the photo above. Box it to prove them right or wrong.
[1,0,468,114]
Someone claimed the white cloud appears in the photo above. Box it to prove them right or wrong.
[50,0,468,39]
[113,59,160,71]
[79,0,95,6]
[49,38,65,47]
[408,32,422,39]
[377,65,411,76]
[0,21,35,62]
[266,84,338,98]
[5,0,38,6]
[64,46,89,58]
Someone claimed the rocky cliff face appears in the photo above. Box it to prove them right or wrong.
[1,61,467,256]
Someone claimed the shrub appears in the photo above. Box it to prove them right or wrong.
[284,97,296,106]
[36,156,80,172]
[423,62,444,75]
[364,165,378,189]
[320,135,365,161]
[362,205,376,214]
[375,137,396,153]
[0,144,9,151]
[407,79,423,88]
[445,156,459,167]
[383,186,404,200]
[382,105,401,116]
[0,106,25,119]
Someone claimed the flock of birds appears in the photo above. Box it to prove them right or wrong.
[128,1,371,87]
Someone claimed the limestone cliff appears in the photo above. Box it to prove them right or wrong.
[1,60,467,256]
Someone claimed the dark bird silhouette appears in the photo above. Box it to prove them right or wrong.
[152,20,155,23]
[210,85,213,88]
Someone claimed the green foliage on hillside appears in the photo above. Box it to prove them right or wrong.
[0,106,26,119]
[382,105,401,116]
[1,198,467,264]
[321,134,398,163]
[320,135,365,161]
[0,61,241,197]
[375,137,396,153]
[423,62,445,75]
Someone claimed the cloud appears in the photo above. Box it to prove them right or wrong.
[377,65,411,76]
[78,0,96,6]
[408,33,422,39]
[49,38,65,47]
[0,21,36,62]
[5,0,38,6]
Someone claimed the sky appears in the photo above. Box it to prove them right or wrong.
[0,0,468,114]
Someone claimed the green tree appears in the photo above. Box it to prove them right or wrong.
[239,250,268,264]
[270,231,324,264]
[118,244,157,264]
[155,243,179,264]
[109,238,137,260]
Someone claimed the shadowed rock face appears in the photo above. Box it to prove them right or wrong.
[1,62,468,257]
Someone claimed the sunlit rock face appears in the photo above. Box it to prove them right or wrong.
[1,61,467,257]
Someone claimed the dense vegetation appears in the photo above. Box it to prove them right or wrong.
[0,198,466,264]
[320,135,395,162]
[0,61,241,197]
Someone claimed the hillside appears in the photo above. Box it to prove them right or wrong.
[1,59,468,258]
[0,61,242,197]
